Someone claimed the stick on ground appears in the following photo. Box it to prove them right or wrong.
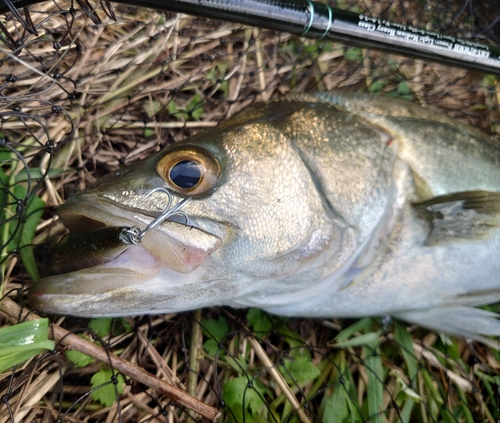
[0,297,221,421]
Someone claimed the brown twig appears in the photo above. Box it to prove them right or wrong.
[1,297,220,421]
[246,336,312,423]
[187,308,203,423]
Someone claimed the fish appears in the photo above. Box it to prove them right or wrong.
[43,227,132,276]
[29,93,500,347]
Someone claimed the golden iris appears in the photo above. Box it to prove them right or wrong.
[156,146,221,195]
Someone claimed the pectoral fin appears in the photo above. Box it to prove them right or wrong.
[415,191,500,246]
[394,306,500,349]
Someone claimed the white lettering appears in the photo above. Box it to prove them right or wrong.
[358,15,491,57]
[453,44,490,58]
[376,25,395,36]
[358,21,376,31]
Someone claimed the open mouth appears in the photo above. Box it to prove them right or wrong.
[41,198,181,276]
[28,195,224,316]
[51,195,222,274]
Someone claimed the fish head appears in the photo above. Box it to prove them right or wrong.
[30,100,370,316]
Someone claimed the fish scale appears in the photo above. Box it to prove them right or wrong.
[30,93,500,348]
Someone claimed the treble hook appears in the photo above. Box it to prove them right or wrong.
[119,187,191,245]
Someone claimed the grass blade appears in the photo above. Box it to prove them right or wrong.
[0,318,54,372]
[364,338,384,423]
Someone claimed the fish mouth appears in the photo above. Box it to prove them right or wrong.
[29,195,223,316]
[56,194,192,234]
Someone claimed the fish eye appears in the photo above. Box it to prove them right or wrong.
[169,160,202,189]
[157,146,221,195]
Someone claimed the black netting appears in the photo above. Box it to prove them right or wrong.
[0,1,499,422]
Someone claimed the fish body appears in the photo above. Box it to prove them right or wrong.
[30,93,500,346]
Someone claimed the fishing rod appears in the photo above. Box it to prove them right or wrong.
[1,0,500,75]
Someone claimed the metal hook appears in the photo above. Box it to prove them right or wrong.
[119,187,191,245]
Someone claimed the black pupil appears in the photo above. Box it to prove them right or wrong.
[169,160,201,189]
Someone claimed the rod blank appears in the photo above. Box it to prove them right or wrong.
[2,0,500,74]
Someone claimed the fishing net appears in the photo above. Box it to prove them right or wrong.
[0,0,499,421]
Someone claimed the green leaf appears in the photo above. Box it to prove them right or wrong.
[279,355,320,384]
[206,68,216,81]
[207,62,230,97]
[345,47,362,62]
[277,325,303,350]
[223,376,269,420]
[323,388,350,423]
[422,369,443,405]
[0,343,54,373]
[7,186,45,281]
[203,339,220,356]
[185,94,205,120]
[216,62,229,74]
[394,321,418,382]
[246,308,273,334]
[90,368,125,407]
[224,354,247,373]
[144,100,161,118]
[0,167,9,224]
[330,331,381,348]
[66,349,95,368]
[120,318,133,333]
[474,371,498,398]
[400,94,415,101]
[14,167,69,183]
[202,315,230,343]
[397,81,411,95]
[333,317,372,342]
[368,81,385,93]
[166,100,178,115]
[441,406,460,423]
[399,398,415,423]
[364,339,384,423]
[0,145,12,162]
[202,315,230,356]
[65,334,95,367]
[143,128,155,138]
[0,317,50,346]
[470,104,489,111]
[460,401,475,423]
[332,350,357,415]
[0,319,55,372]
[89,318,113,337]
[482,74,497,87]
[389,369,421,402]
[220,81,229,98]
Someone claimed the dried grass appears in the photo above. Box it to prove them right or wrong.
[0,0,499,422]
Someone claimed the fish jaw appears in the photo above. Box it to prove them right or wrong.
[29,244,222,316]
[29,194,228,315]
[58,194,224,273]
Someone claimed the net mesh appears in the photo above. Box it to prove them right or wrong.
[0,0,499,422]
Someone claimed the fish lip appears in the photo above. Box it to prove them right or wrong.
[29,232,224,316]
[28,245,175,316]
[54,194,225,267]
[58,193,193,231]
[57,193,229,247]
[30,194,225,315]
